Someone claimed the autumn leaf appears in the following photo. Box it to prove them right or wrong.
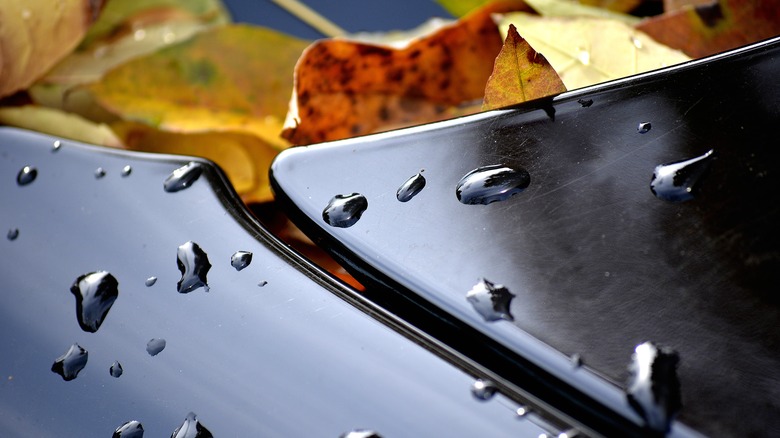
[498,13,690,90]
[636,0,780,58]
[0,0,106,98]
[578,0,643,13]
[0,105,122,147]
[282,1,528,145]
[483,24,566,110]
[524,0,640,24]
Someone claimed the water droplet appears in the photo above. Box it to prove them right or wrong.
[146,338,166,356]
[456,165,531,205]
[626,341,681,433]
[465,278,515,322]
[177,241,211,293]
[558,430,581,438]
[322,193,368,228]
[571,353,583,368]
[630,35,644,49]
[171,412,213,438]
[396,173,426,202]
[163,30,176,44]
[471,379,498,401]
[257,280,268,287]
[52,140,62,152]
[7,228,19,241]
[70,271,119,333]
[637,122,651,134]
[113,420,144,438]
[121,165,132,177]
[650,149,713,203]
[340,430,382,438]
[145,276,157,287]
[133,29,146,41]
[17,166,37,186]
[95,167,106,179]
[577,98,593,108]
[516,406,530,418]
[577,47,590,65]
[164,162,202,193]
[110,361,123,378]
[230,251,253,271]
[51,343,88,381]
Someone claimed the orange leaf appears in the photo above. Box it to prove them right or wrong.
[482,24,566,110]
[282,1,529,145]
[636,0,780,58]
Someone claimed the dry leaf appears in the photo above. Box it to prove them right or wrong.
[578,0,644,13]
[499,13,690,90]
[0,0,106,98]
[663,0,717,13]
[437,0,535,17]
[0,105,122,147]
[283,1,528,145]
[636,0,780,58]
[524,0,641,24]
[483,24,566,110]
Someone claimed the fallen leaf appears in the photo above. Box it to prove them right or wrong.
[483,24,566,110]
[636,0,780,58]
[0,105,122,147]
[663,0,717,13]
[88,24,309,149]
[524,0,641,24]
[437,0,535,17]
[498,13,690,90]
[578,0,643,13]
[283,1,528,145]
[0,0,106,98]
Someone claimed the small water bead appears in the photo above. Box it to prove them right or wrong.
[516,406,530,418]
[176,241,211,293]
[466,278,515,322]
[70,271,119,333]
[322,193,368,228]
[145,276,157,287]
[230,251,253,271]
[51,343,88,381]
[164,162,202,193]
[650,149,713,203]
[558,430,582,438]
[577,98,593,108]
[396,173,426,202]
[7,228,19,240]
[110,361,123,378]
[171,412,213,438]
[257,280,268,287]
[113,420,144,438]
[17,166,37,185]
[626,341,681,433]
[571,353,584,368]
[52,140,62,152]
[146,338,166,356]
[471,379,498,401]
[121,165,132,177]
[637,122,652,134]
[456,165,531,205]
[95,167,106,178]
[340,430,383,438]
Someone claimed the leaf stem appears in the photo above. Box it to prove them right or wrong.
[269,0,347,37]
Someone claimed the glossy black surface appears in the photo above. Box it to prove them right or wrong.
[0,128,555,437]
[271,37,780,437]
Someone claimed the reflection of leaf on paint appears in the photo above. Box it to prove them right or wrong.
[0,0,106,98]
[483,24,566,110]
[0,106,122,148]
[636,0,780,58]
[498,13,690,90]
[282,1,528,145]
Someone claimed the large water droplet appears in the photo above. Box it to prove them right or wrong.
[70,271,119,333]
[456,165,531,205]
[471,379,498,401]
[396,173,426,202]
[121,165,132,177]
[164,162,202,193]
[626,341,681,433]
[110,361,123,378]
[340,430,382,438]
[113,420,144,438]
[466,278,515,322]
[145,276,157,287]
[650,149,713,203]
[17,166,37,185]
[95,167,106,179]
[230,251,253,271]
[171,412,213,438]
[177,241,211,293]
[51,343,88,381]
[7,228,19,241]
[322,193,368,228]
[146,338,166,356]
[637,122,652,134]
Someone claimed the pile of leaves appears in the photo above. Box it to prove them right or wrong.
[1,0,778,205]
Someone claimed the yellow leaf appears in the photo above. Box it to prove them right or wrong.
[498,13,690,90]
[0,0,106,98]
[0,105,122,148]
[524,0,640,24]
[483,24,566,110]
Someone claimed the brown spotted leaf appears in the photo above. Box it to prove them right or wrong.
[282,1,529,145]
[482,24,566,110]
[636,0,780,58]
